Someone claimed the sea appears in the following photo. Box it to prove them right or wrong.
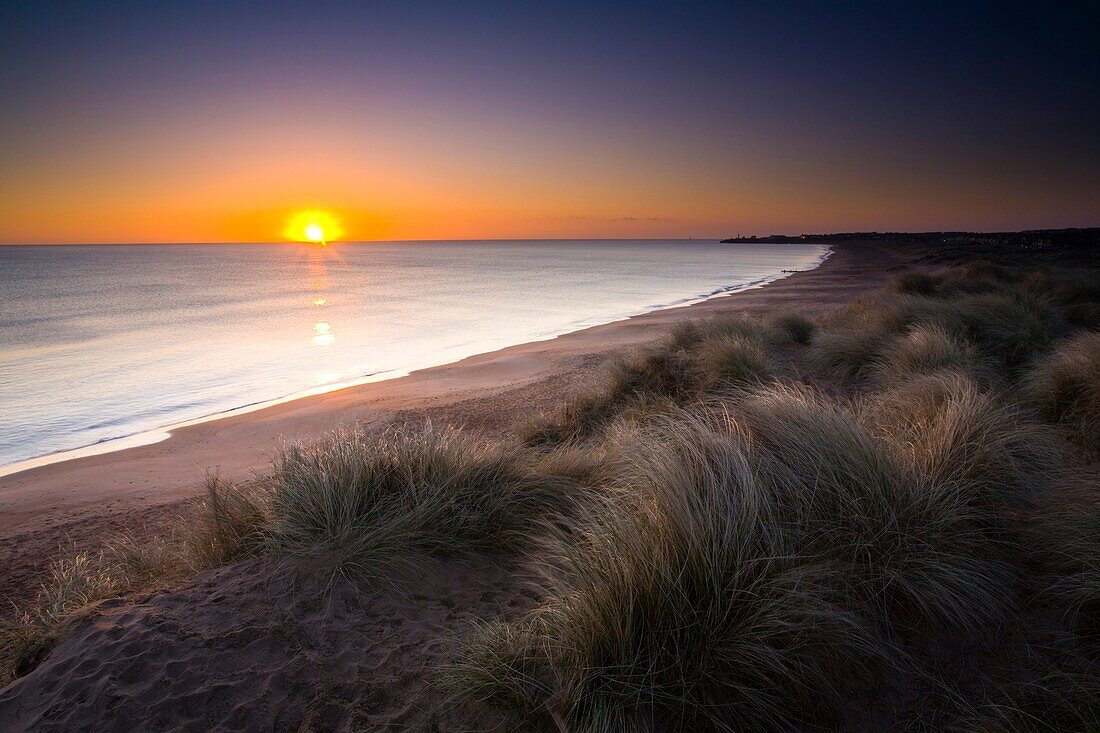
[0,240,828,471]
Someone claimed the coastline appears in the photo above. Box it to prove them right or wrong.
[0,244,831,479]
[0,241,904,605]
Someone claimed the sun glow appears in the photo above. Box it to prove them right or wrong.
[285,210,343,245]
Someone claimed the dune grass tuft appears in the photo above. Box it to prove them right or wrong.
[733,384,1013,628]
[892,272,938,296]
[941,656,1100,733]
[1022,268,1100,330]
[953,291,1063,372]
[771,312,818,344]
[0,534,202,683]
[810,326,894,380]
[864,371,1066,507]
[526,315,776,444]
[870,323,988,385]
[811,269,1072,384]
[693,333,774,391]
[0,552,121,681]
[452,410,886,731]
[1030,474,1100,651]
[189,476,270,567]
[263,425,575,575]
[1025,330,1100,449]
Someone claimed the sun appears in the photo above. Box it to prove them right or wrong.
[285,210,343,244]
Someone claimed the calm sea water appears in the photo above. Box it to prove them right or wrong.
[0,240,827,468]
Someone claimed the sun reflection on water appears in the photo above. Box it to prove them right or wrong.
[312,321,334,346]
[303,245,339,349]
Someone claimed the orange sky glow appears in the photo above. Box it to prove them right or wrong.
[2,112,1088,244]
[2,4,1096,244]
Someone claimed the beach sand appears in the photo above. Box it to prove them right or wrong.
[0,241,904,609]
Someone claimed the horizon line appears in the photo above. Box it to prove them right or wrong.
[2,225,1097,247]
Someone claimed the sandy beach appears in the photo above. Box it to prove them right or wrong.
[0,241,901,606]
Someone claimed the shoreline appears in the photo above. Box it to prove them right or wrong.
[0,242,901,563]
[0,245,831,478]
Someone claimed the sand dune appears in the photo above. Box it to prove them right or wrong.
[0,557,535,731]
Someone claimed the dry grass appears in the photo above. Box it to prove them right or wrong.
[189,475,269,567]
[0,426,577,682]
[1025,330,1100,449]
[870,323,989,385]
[1021,267,1100,330]
[810,327,894,380]
[0,552,121,682]
[1029,474,1100,652]
[954,290,1063,372]
[892,271,939,296]
[0,533,202,683]
[261,425,578,575]
[812,269,1070,383]
[939,656,1100,732]
[864,371,1066,507]
[523,315,776,444]
[451,381,1030,728]
[692,333,774,390]
[451,410,888,731]
[770,312,817,344]
[735,384,1014,628]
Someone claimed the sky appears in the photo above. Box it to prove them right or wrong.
[1,1,1098,243]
